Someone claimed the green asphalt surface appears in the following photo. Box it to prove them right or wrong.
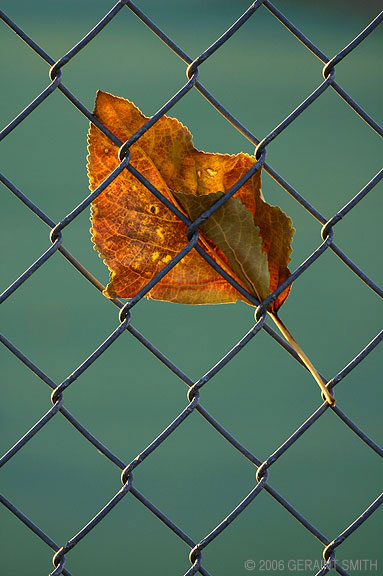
[1,1,382,575]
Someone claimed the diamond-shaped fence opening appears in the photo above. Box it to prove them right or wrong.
[1,1,382,575]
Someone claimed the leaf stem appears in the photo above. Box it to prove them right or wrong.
[270,312,336,406]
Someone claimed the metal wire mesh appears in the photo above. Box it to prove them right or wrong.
[1,1,382,575]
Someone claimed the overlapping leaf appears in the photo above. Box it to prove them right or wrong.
[87,91,294,311]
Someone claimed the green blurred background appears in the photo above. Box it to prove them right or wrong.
[1,1,382,575]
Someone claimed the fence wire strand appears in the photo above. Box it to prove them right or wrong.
[1,1,382,575]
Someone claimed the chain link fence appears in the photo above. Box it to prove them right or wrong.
[1,1,382,575]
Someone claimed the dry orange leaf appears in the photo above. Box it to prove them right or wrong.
[87,91,337,405]
[87,90,294,312]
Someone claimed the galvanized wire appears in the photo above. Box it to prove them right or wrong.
[1,1,382,575]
